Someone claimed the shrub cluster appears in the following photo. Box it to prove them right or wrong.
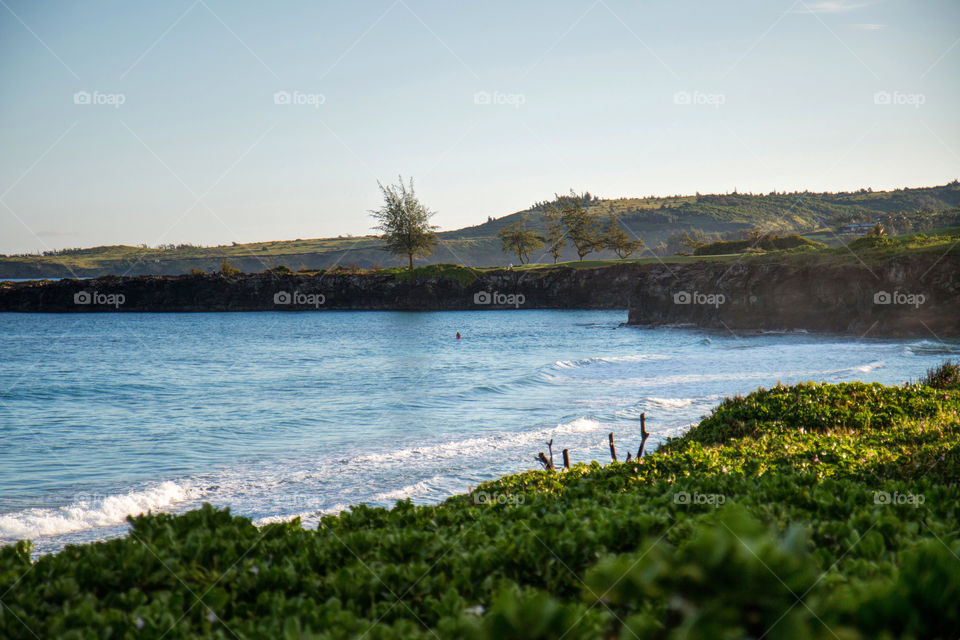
[920,360,960,390]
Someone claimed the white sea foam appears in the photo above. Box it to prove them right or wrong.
[831,360,886,375]
[554,417,605,434]
[0,481,200,541]
[646,397,697,409]
[904,340,960,356]
[352,416,607,468]
[552,354,672,369]
[372,475,447,502]
[854,361,885,373]
[253,502,352,527]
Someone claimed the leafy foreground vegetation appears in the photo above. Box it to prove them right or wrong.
[2,380,959,639]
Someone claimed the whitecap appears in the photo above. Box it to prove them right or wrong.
[0,481,201,542]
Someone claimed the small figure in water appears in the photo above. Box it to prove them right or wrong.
[456,332,461,340]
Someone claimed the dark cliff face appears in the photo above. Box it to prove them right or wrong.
[0,265,639,313]
[626,255,960,336]
[2,256,957,336]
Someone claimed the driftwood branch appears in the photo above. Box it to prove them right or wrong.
[536,417,652,472]
[636,413,650,459]
[536,451,555,471]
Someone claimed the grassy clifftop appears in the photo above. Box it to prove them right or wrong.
[2,372,958,639]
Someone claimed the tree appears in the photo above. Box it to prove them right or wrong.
[220,259,240,276]
[603,213,644,259]
[868,222,887,237]
[679,229,709,253]
[497,218,545,264]
[369,176,438,270]
[557,191,603,261]
[543,207,566,263]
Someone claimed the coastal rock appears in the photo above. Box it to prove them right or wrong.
[1,256,957,336]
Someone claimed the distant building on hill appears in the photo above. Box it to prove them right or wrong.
[837,222,878,234]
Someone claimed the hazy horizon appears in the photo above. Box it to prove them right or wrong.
[2,0,958,254]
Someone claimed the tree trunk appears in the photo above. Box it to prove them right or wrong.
[408,253,414,271]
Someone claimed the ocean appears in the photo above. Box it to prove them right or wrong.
[1,310,957,553]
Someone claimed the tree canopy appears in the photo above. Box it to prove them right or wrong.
[603,213,645,259]
[497,219,545,264]
[369,176,438,270]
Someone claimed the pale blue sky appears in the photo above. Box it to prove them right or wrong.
[1,0,957,254]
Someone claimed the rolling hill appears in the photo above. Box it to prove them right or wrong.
[2,181,959,278]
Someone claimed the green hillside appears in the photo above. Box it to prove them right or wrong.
[2,181,958,278]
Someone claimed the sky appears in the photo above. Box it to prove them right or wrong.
[0,0,958,254]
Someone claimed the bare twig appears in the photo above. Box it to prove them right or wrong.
[636,413,650,459]
[537,452,555,471]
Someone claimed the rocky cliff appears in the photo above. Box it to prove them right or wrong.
[0,265,638,312]
[2,255,957,336]
[626,254,960,336]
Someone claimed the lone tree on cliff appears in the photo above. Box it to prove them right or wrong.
[603,213,645,259]
[369,176,438,270]
[556,191,603,261]
[498,218,544,264]
[542,207,566,263]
